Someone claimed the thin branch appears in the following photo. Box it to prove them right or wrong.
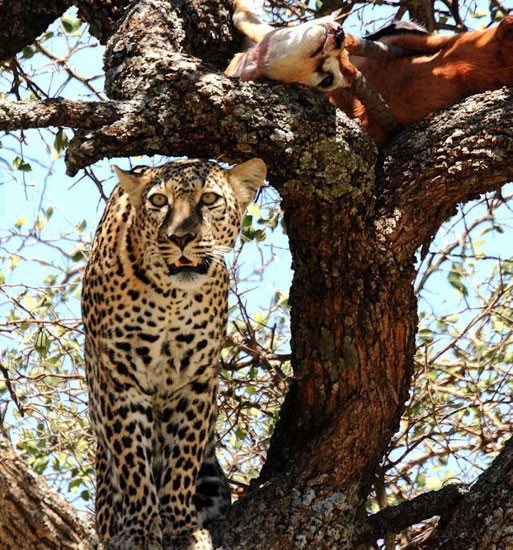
[490,0,511,15]
[0,361,24,417]
[34,42,105,101]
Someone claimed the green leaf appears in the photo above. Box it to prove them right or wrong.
[75,219,87,233]
[470,9,487,18]
[69,478,83,490]
[12,156,32,172]
[481,225,504,235]
[22,45,35,59]
[61,16,82,34]
[54,129,69,154]
[39,31,54,41]
[60,16,75,33]
[242,214,253,228]
[35,211,46,232]
[31,456,49,474]
[448,269,468,296]
[219,367,232,380]
[246,203,261,218]
[70,246,86,262]
[34,330,50,358]
[418,328,434,344]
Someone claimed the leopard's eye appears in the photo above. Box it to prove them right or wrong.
[201,192,220,206]
[148,193,168,208]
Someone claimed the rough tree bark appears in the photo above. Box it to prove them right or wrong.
[0,1,512,548]
[0,437,97,550]
[0,0,71,62]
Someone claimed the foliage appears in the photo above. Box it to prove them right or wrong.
[381,189,513,506]
[268,0,508,33]
[0,1,512,546]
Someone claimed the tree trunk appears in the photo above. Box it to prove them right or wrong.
[1,1,513,549]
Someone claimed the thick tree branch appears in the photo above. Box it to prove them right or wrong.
[0,0,71,62]
[426,436,513,549]
[366,484,465,540]
[97,0,374,187]
[0,97,143,132]
[377,86,513,261]
[73,0,131,43]
[0,437,97,549]
[66,66,375,183]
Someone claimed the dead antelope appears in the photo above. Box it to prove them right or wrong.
[226,0,513,144]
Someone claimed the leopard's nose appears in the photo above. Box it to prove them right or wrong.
[169,233,196,249]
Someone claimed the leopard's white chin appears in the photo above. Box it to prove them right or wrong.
[168,259,211,289]
[171,271,209,289]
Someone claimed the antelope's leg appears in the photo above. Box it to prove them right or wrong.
[232,0,273,44]
[348,68,398,132]
[345,34,417,59]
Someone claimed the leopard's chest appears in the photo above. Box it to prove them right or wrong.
[108,284,225,393]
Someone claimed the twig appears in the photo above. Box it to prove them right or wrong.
[0,361,24,417]
[34,42,105,101]
[490,0,510,15]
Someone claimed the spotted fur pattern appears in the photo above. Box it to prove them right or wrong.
[82,158,266,549]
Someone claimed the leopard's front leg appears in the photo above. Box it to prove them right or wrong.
[158,378,218,550]
[88,353,163,549]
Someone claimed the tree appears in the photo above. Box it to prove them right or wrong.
[1,0,512,548]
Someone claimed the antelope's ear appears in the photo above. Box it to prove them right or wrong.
[113,165,151,203]
[228,158,267,210]
[225,48,264,80]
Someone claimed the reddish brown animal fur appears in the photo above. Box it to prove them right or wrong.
[333,16,513,143]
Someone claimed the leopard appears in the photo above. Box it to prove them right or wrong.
[82,157,266,549]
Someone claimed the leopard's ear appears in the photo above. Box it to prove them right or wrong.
[228,158,266,210]
[113,165,150,204]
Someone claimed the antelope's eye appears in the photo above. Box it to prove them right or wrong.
[318,72,334,89]
[148,193,168,207]
[201,192,220,206]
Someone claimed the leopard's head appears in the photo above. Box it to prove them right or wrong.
[113,158,266,289]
